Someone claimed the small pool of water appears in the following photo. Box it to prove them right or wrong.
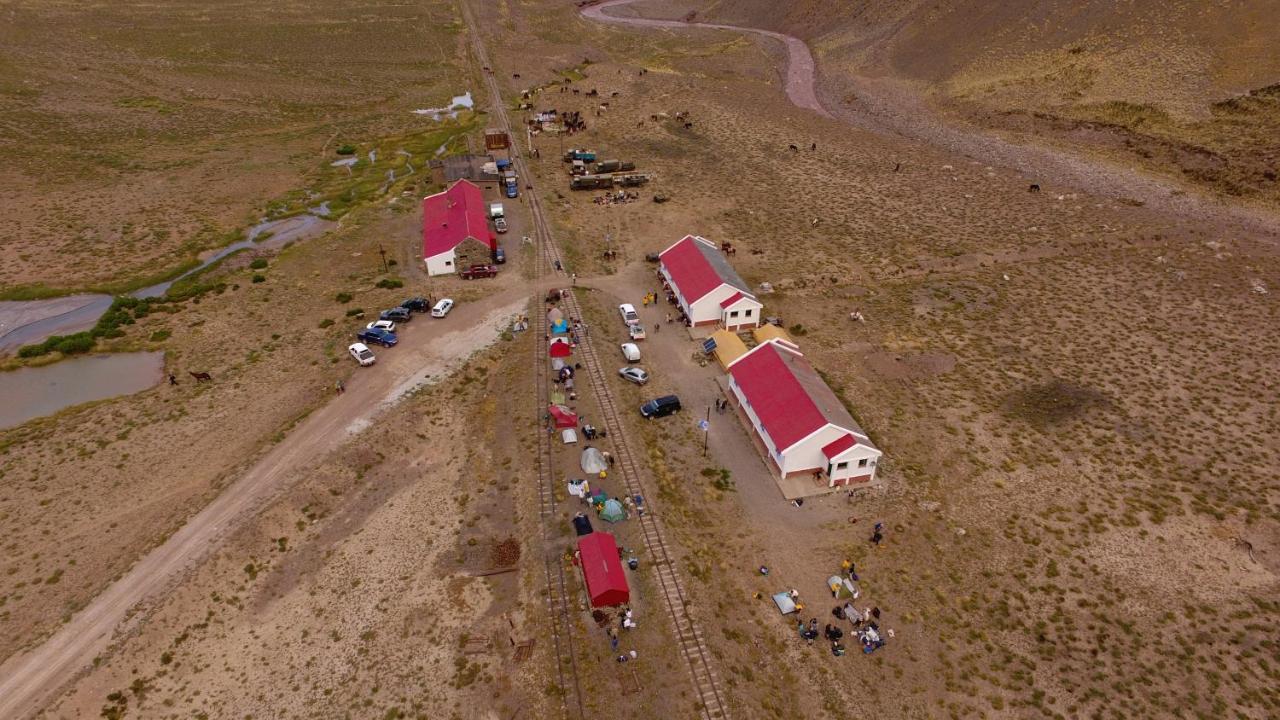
[0,352,165,430]
[413,91,473,120]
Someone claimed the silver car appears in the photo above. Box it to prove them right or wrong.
[618,366,648,385]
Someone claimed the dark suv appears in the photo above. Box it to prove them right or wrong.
[640,395,681,419]
[380,307,412,322]
[400,297,431,313]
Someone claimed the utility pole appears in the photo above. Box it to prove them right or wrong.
[701,410,710,457]
[378,244,389,273]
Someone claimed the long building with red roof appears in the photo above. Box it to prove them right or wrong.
[658,235,762,330]
[726,338,881,492]
[422,179,496,276]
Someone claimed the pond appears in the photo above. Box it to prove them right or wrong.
[0,352,165,430]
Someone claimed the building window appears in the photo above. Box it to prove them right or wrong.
[729,310,739,318]
[858,458,868,468]
[836,461,848,470]
[744,309,753,317]
[445,260,453,267]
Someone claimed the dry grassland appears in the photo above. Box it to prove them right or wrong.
[480,1,1280,717]
[0,0,466,293]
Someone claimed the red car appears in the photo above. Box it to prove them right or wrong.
[460,264,498,279]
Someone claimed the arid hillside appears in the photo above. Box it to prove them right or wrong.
[667,0,1280,207]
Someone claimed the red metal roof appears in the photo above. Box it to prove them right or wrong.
[578,532,629,608]
[659,235,747,305]
[422,180,495,259]
[730,342,827,452]
[821,433,858,459]
[719,291,744,308]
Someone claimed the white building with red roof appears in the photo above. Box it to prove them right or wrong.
[422,179,496,276]
[726,339,881,492]
[658,235,762,330]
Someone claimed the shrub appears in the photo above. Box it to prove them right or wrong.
[345,308,365,317]
[375,278,403,289]
[150,329,171,342]
[335,292,353,303]
[251,274,266,283]
[318,318,335,329]
[249,258,268,269]
[336,144,356,155]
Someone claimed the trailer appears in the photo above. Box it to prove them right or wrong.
[593,160,635,174]
[562,148,597,162]
[570,174,615,191]
[614,173,651,188]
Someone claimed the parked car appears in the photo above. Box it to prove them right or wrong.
[380,307,412,322]
[640,395,681,419]
[494,217,508,233]
[620,342,641,362]
[619,303,640,326]
[460,264,498,280]
[494,247,506,264]
[628,324,646,341]
[618,366,649,385]
[401,297,431,313]
[431,298,455,318]
[348,342,376,366]
[356,327,397,347]
[366,319,395,332]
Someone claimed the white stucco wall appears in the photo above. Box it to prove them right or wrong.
[425,251,456,277]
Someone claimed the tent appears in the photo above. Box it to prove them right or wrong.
[600,498,626,523]
[549,404,578,428]
[561,428,578,444]
[551,357,566,372]
[572,513,593,536]
[548,307,569,334]
[580,447,608,474]
[550,389,566,405]
[772,591,798,615]
[566,479,590,498]
[549,337,572,358]
[578,532,630,607]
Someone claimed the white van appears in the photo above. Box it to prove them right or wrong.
[431,298,455,318]
[620,342,641,362]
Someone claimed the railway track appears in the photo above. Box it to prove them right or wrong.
[460,2,727,717]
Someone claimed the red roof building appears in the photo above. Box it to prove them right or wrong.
[726,339,881,493]
[422,180,496,276]
[658,235,761,329]
[577,532,630,607]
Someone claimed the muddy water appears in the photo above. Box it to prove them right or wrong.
[0,352,164,430]
[0,213,335,352]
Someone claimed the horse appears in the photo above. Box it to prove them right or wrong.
[788,144,799,152]
[189,371,212,383]
[1028,184,1041,193]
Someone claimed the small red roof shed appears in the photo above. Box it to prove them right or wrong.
[578,532,629,608]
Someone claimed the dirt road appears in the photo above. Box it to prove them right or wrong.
[582,0,1279,238]
[582,0,830,118]
[0,289,530,719]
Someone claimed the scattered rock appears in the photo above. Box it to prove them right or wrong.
[918,500,941,513]
[1251,279,1268,294]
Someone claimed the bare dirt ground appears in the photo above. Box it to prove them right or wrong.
[481,1,1280,717]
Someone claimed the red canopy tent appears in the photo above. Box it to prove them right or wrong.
[577,531,629,608]
[548,338,573,358]
[548,404,578,428]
